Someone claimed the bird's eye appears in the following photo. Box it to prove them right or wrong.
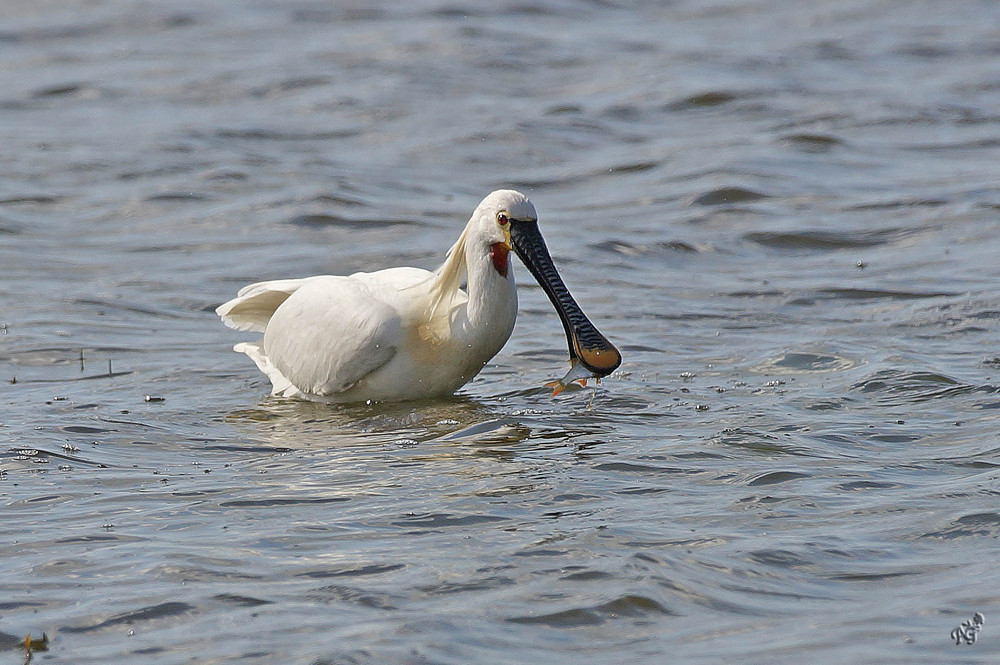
[497,212,509,226]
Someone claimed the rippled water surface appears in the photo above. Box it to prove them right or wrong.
[3,1,1000,663]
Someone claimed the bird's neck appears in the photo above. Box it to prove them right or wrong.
[463,242,516,330]
[429,232,516,340]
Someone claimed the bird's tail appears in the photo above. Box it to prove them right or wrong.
[233,341,300,397]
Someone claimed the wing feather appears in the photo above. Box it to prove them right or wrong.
[261,276,402,395]
[216,278,307,332]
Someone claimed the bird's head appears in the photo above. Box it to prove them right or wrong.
[471,189,622,378]
[468,189,537,279]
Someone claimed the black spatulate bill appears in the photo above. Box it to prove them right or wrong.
[509,219,621,377]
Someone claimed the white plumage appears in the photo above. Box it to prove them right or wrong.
[218,190,530,402]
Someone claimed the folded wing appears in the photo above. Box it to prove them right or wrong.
[216,278,307,332]
[256,276,404,396]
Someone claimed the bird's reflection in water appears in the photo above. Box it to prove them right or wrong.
[223,392,528,451]
[223,385,621,470]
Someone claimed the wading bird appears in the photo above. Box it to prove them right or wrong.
[217,189,620,402]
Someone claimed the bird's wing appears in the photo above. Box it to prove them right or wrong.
[216,278,308,332]
[261,275,406,396]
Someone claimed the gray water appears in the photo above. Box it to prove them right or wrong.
[2,1,1000,663]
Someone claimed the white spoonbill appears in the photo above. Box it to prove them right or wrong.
[217,189,621,402]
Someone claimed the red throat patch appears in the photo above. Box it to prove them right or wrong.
[490,242,510,277]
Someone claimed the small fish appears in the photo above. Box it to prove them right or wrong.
[23,632,49,652]
[545,358,603,396]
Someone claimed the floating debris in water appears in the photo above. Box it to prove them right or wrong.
[144,395,165,403]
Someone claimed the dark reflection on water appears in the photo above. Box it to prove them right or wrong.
[3,0,1000,663]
